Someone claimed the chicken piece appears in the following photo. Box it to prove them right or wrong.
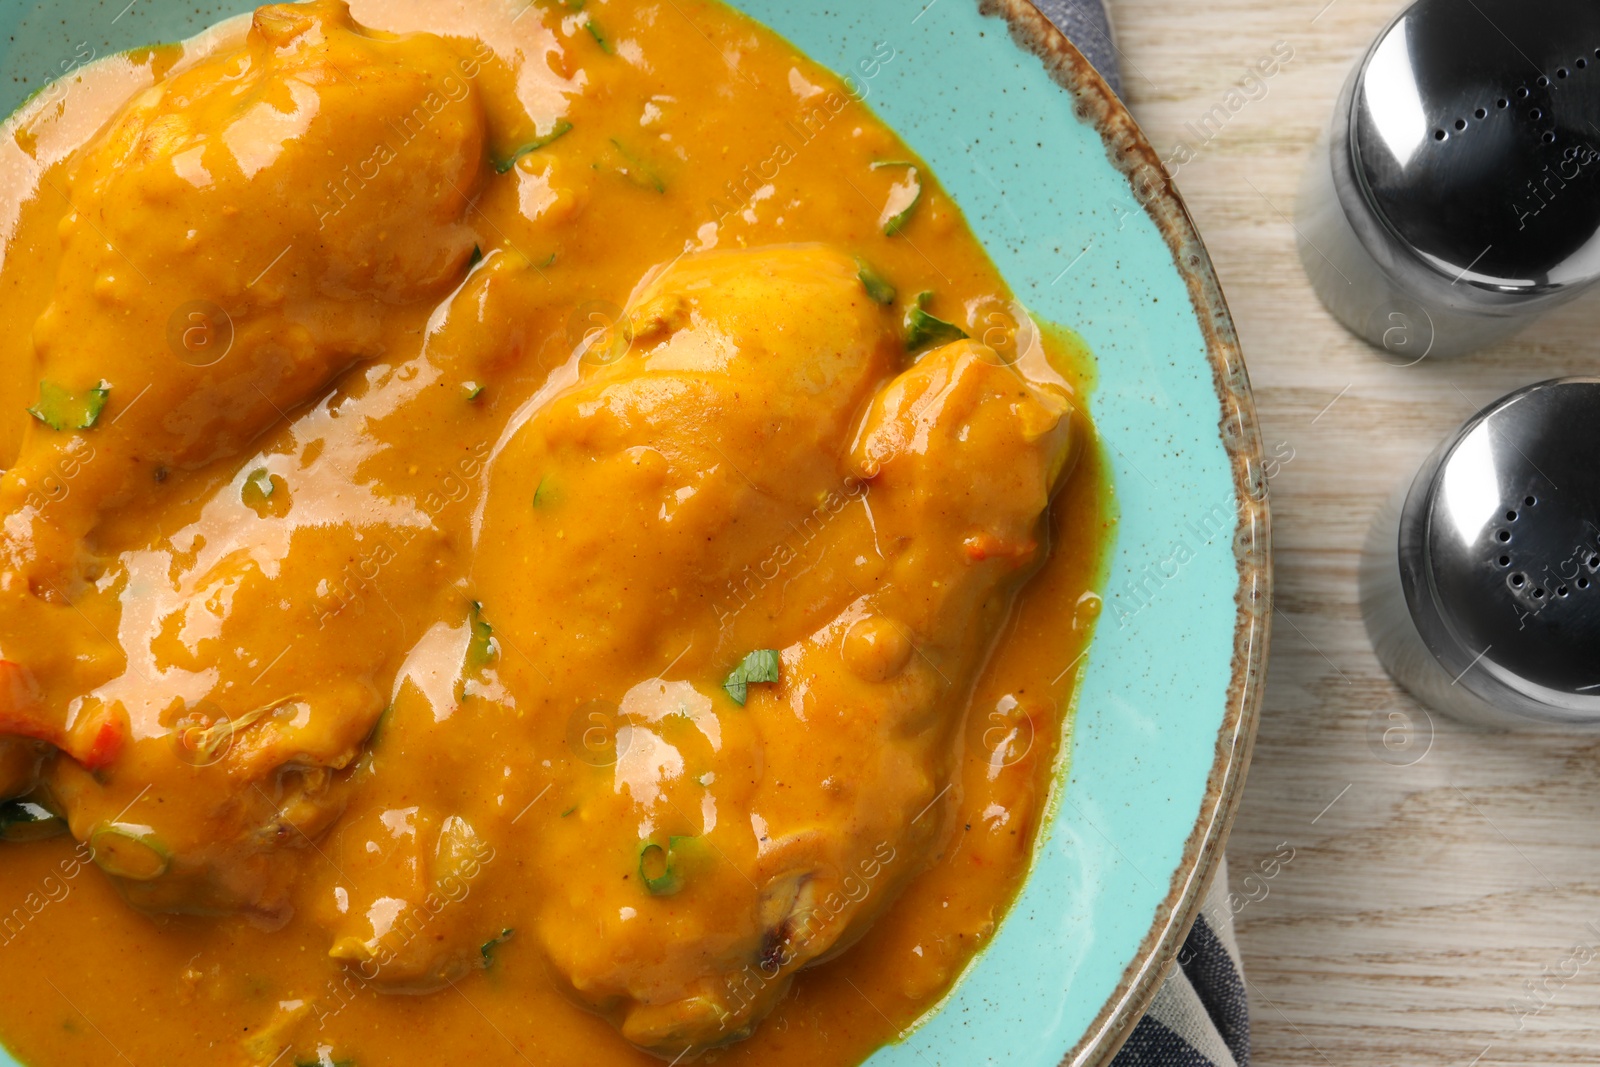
[468,243,899,1035]
[43,515,460,922]
[0,0,486,766]
[472,247,1074,1055]
[472,244,901,697]
[27,249,541,923]
[581,343,1071,1054]
[40,246,559,929]
[0,238,544,957]
[0,0,484,592]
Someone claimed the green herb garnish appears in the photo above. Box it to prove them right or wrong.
[480,928,514,968]
[532,476,548,508]
[872,161,923,236]
[89,824,170,881]
[469,245,484,268]
[586,19,614,54]
[638,836,709,896]
[904,291,968,354]
[856,258,896,305]
[467,602,498,670]
[463,382,485,401]
[560,806,576,818]
[494,120,574,174]
[242,468,275,505]
[27,380,110,432]
[607,138,665,193]
[723,649,780,706]
[638,841,679,895]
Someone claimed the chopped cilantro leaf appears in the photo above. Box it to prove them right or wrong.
[494,120,574,174]
[904,291,968,354]
[27,380,110,431]
[723,649,780,706]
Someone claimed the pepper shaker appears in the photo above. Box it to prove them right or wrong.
[1298,0,1600,361]
[1361,379,1600,728]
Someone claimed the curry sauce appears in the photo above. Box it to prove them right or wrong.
[0,2,1111,1065]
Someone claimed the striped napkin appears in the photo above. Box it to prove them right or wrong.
[1027,4,1251,1064]
[1112,857,1252,1067]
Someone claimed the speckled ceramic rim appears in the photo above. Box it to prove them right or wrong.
[977,3,1272,1064]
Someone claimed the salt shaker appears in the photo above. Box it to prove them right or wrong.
[1298,0,1600,361]
[1361,379,1600,728]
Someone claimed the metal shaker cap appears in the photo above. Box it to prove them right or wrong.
[1353,0,1600,294]
[1400,378,1600,721]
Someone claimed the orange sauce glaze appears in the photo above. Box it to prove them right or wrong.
[0,1,1112,1065]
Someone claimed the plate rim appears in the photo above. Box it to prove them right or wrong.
[976,3,1272,1064]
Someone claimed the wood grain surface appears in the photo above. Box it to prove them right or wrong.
[1105,1,1600,1063]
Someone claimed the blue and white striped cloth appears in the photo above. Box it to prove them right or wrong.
[1026,3,1251,1064]
[1111,857,1252,1067]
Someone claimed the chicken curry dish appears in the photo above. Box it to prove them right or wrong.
[0,2,1111,1065]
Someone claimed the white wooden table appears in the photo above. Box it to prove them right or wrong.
[1107,1,1600,1062]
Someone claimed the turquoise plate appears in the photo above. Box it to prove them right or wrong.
[0,2,1268,1065]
